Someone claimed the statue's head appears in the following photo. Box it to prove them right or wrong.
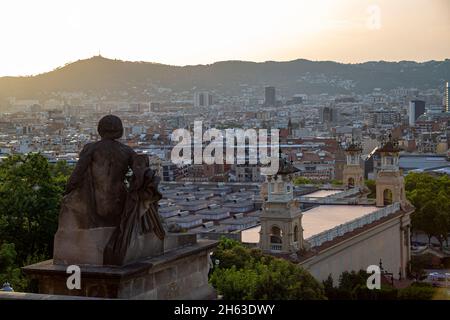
[98,115,123,140]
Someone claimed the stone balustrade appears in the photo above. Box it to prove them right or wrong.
[298,187,361,204]
[306,203,401,248]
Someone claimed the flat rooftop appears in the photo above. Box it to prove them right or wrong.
[241,204,379,244]
[400,156,450,171]
[303,190,341,198]
[302,205,379,239]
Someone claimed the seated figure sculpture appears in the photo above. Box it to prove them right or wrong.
[54,115,165,266]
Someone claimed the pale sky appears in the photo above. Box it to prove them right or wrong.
[0,0,449,76]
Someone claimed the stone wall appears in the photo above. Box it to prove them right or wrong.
[119,250,212,299]
[23,240,217,300]
[300,212,411,283]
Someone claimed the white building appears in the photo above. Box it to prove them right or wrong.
[243,139,413,283]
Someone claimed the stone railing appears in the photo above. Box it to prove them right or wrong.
[330,187,361,199]
[306,202,401,248]
[270,244,282,251]
[298,187,361,204]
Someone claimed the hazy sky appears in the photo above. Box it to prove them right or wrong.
[0,0,449,76]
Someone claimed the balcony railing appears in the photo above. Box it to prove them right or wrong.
[270,244,282,251]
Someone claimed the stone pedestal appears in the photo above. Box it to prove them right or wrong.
[53,228,171,266]
[23,239,217,300]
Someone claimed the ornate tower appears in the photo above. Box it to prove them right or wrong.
[259,154,304,254]
[376,135,406,207]
[342,140,364,188]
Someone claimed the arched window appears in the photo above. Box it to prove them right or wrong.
[383,189,393,205]
[270,226,282,244]
[293,225,299,242]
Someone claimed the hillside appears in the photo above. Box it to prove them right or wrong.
[0,56,449,99]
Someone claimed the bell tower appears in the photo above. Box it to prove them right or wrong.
[376,134,407,207]
[342,139,364,188]
[259,154,304,254]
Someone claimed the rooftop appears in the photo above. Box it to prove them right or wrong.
[301,204,379,239]
[400,155,450,172]
[241,204,380,243]
[302,189,341,198]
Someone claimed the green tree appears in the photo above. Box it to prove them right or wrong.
[405,173,450,247]
[0,243,22,288]
[210,238,325,300]
[324,270,399,300]
[0,154,71,290]
[293,177,312,185]
[322,275,340,300]
[397,283,435,300]
[330,179,343,186]
[0,154,66,261]
[365,179,376,199]
[409,255,431,280]
[209,266,259,300]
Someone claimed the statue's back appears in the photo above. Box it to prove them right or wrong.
[89,139,134,225]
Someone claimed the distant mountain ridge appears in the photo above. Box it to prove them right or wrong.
[0,56,449,99]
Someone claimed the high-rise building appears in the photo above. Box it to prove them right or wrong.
[194,92,213,107]
[368,110,401,126]
[320,106,339,124]
[426,104,444,114]
[445,81,449,112]
[264,86,276,107]
[408,100,426,126]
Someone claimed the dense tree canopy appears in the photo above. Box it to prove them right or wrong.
[0,154,71,290]
[405,173,450,247]
[209,238,326,300]
[293,177,312,186]
[323,270,442,300]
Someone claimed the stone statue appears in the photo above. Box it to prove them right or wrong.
[54,115,165,266]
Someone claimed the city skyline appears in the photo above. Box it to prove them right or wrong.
[0,0,449,77]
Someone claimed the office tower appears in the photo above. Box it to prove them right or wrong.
[264,86,276,107]
[194,92,213,107]
[320,106,339,124]
[408,100,426,126]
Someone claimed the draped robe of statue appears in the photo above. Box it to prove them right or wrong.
[104,155,165,265]
[56,115,165,266]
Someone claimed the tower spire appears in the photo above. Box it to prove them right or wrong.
[375,134,406,207]
[259,151,303,254]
